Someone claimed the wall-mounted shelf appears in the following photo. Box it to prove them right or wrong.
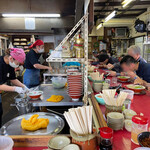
[46,58,85,63]
[46,13,89,104]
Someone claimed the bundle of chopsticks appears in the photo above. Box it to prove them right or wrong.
[64,106,93,135]
[100,89,128,106]
[90,72,104,81]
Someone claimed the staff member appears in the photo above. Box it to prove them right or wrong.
[23,40,52,88]
[0,48,28,127]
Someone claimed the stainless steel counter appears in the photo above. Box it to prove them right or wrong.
[15,84,83,107]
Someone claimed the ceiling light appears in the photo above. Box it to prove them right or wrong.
[105,10,117,22]
[122,0,133,8]
[2,14,61,18]
[96,23,103,30]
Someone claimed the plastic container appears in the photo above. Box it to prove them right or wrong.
[99,127,113,150]
[0,136,14,150]
[51,77,67,89]
[121,90,134,103]
[131,115,149,145]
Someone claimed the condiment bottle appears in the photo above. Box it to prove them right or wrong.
[131,115,148,144]
[99,127,113,150]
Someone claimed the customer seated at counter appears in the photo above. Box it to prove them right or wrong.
[98,53,121,72]
[91,51,99,65]
[120,55,150,83]
[106,54,124,73]
[109,45,146,77]
[127,45,146,63]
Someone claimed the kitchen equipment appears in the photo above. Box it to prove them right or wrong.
[48,136,70,149]
[0,136,14,150]
[51,77,67,89]
[99,127,113,150]
[138,132,150,147]
[15,100,32,115]
[131,115,149,144]
[0,112,64,135]
[107,112,124,130]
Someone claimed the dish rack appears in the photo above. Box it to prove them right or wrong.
[46,13,89,104]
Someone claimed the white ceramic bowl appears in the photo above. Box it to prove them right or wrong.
[62,144,80,150]
[0,136,14,150]
[28,91,43,100]
[134,148,150,150]
[48,136,70,149]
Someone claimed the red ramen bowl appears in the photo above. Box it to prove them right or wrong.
[28,91,43,100]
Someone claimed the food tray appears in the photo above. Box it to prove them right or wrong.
[0,112,64,135]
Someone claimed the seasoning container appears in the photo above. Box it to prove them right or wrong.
[131,115,149,145]
[99,127,113,150]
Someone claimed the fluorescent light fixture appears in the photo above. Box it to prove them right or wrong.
[122,0,133,8]
[96,23,103,30]
[104,10,116,22]
[2,14,61,18]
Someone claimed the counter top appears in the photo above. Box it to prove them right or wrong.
[96,69,150,150]
[15,84,83,107]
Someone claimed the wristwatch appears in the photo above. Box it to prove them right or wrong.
[134,76,138,80]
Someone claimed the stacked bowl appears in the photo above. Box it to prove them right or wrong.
[67,72,83,101]
[107,112,124,131]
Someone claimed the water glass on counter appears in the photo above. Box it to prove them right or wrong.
[111,77,118,87]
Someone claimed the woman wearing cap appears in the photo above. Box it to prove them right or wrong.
[0,48,28,126]
[23,40,52,88]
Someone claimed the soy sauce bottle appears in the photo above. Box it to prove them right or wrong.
[99,127,113,150]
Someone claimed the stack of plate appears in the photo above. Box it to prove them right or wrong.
[107,112,124,131]
[67,72,83,101]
